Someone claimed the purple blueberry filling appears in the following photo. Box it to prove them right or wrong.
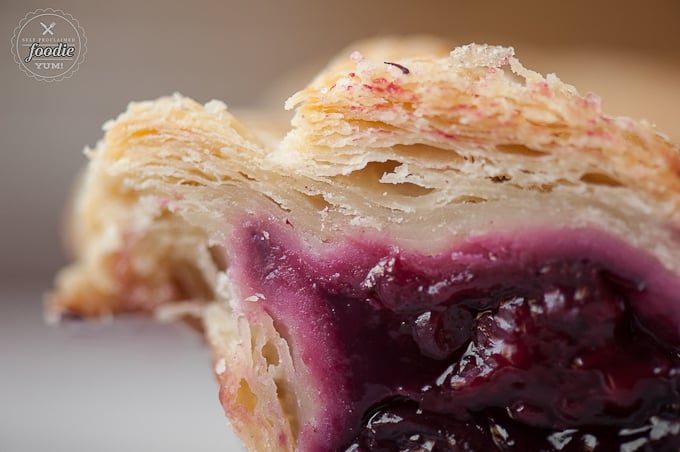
[232,220,680,451]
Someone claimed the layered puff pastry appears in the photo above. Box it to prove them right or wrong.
[50,37,680,451]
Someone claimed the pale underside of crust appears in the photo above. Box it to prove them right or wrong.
[49,38,680,452]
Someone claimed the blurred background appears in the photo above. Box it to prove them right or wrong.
[1,0,678,450]
[2,0,680,284]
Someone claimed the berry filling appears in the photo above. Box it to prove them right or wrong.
[232,220,680,451]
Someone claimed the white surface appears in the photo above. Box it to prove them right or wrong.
[0,285,243,452]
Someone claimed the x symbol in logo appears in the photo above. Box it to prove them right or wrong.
[40,22,55,36]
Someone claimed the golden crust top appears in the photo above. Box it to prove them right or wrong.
[283,42,680,223]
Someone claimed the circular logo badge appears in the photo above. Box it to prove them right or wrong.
[11,9,87,82]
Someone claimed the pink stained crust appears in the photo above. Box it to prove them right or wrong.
[226,216,680,450]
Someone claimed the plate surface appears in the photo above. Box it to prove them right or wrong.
[0,286,243,452]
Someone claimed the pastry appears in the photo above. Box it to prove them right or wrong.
[50,37,680,451]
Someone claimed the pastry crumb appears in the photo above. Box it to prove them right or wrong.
[244,293,266,303]
[215,358,227,375]
[449,43,514,69]
[204,99,228,115]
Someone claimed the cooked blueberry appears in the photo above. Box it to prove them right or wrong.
[236,221,680,451]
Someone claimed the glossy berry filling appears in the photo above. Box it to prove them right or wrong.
[232,220,680,451]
